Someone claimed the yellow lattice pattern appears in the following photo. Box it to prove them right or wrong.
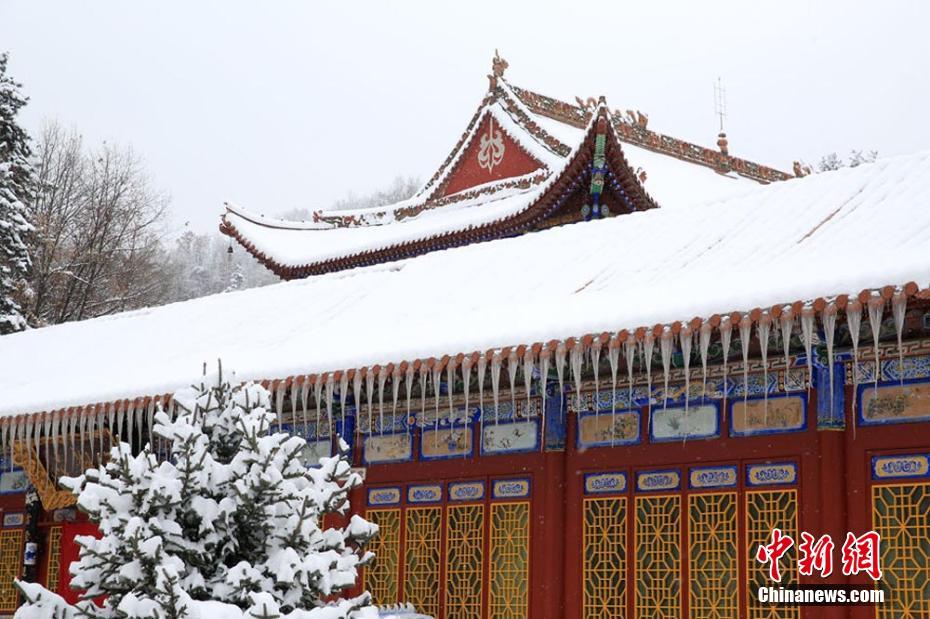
[445,504,485,619]
[873,483,930,619]
[45,527,63,593]
[635,495,681,618]
[365,509,400,607]
[404,507,442,618]
[746,490,799,619]
[489,502,530,619]
[689,492,738,618]
[0,529,23,611]
[583,497,626,619]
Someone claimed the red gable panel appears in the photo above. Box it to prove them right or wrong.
[439,114,545,197]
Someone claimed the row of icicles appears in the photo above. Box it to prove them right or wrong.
[1,284,917,470]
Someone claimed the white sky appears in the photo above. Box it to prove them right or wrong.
[2,0,928,233]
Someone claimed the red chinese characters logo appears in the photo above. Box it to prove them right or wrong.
[756,530,882,581]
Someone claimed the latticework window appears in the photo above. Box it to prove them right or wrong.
[635,495,681,618]
[444,504,485,619]
[365,509,400,607]
[45,526,63,593]
[873,482,930,618]
[689,492,738,618]
[746,490,799,619]
[489,502,529,619]
[404,506,442,617]
[583,496,626,618]
[0,529,23,612]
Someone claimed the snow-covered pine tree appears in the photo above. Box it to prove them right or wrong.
[0,52,36,335]
[15,364,378,619]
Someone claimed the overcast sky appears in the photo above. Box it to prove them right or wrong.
[2,1,928,233]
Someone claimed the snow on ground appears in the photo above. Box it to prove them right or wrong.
[1,152,928,417]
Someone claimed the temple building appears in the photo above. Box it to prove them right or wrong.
[0,55,929,619]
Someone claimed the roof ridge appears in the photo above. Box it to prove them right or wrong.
[507,81,792,184]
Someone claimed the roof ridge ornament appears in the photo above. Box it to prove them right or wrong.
[488,49,508,90]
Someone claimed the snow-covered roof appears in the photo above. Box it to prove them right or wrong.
[2,152,929,419]
[222,71,788,279]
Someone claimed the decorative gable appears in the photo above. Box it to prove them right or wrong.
[438,114,545,197]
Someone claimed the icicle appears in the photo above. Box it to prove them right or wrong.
[624,338,636,410]
[352,371,362,439]
[892,292,907,384]
[801,306,815,388]
[608,338,620,446]
[98,406,107,463]
[0,420,6,472]
[275,383,285,433]
[507,350,519,418]
[446,361,456,429]
[739,315,752,411]
[847,300,863,438]
[868,296,884,393]
[43,412,52,470]
[115,400,124,446]
[377,368,387,435]
[462,357,473,430]
[758,314,772,425]
[325,375,335,438]
[720,318,732,409]
[570,344,584,413]
[405,365,415,427]
[432,364,442,449]
[340,372,350,439]
[477,354,487,437]
[660,329,673,410]
[591,338,602,414]
[302,378,311,436]
[67,409,75,468]
[643,333,655,417]
[523,348,535,414]
[315,376,324,439]
[555,342,567,410]
[822,304,837,421]
[36,412,45,465]
[779,307,794,383]
[491,352,502,424]
[51,411,60,473]
[391,367,400,433]
[699,322,711,402]
[24,416,33,469]
[539,348,550,446]
[680,326,693,430]
[147,398,156,451]
[418,364,429,436]
[365,368,375,436]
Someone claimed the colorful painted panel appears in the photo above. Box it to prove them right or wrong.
[492,478,530,500]
[365,509,400,607]
[689,492,738,618]
[449,481,485,502]
[404,506,442,617]
[730,395,807,436]
[482,420,538,454]
[650,404,718,442]
[872,454,930,481]
[407,484,442,504]
[746,463,798,487]
[872,482,930,619]
[367,487,401,506]
[421,426,473,460]
[689,465,738,490]
[584,472,627,495]
[636,469,681,492]
[445,504,485,619]
[859,380,930,425]
[635,495,681,617]
[0,468,27,494]
[577,410,640,448]
[0,528,23,611]
[489,502,530,619]
[583,496,626,619]
[363,432,412,465]
[746,490,799,619]
[46,526,63,593]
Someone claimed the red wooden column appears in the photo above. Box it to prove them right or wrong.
[818,426,850,619]
[540,439,566,619]
[561,412,582,619]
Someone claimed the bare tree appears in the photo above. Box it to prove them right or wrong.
[28,122,170,325]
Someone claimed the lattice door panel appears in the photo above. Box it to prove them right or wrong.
[489,502,529,619]
[0,529,23,612]
[445,504,485,619]
[583,496,626,619]
[689,492,738,618]
[746,490,799,619]
[45,526,63,594]
[873,482,930,618]
[404,506,442,618]
[365,509,401,607]
[635,495,681,618]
